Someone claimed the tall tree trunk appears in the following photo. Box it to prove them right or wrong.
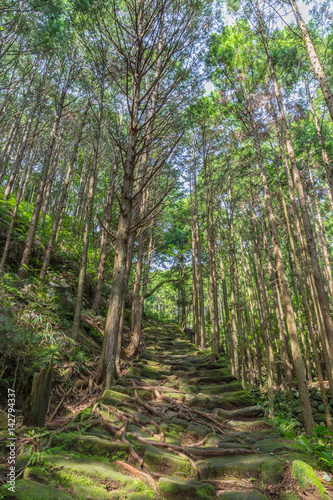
[0,162,29,272]
[193,157,206,348]
[99,34,142,386]
[72,79,104,341]
[261,216,293,384]
[40,108,88,279]
[189,165,200,346]
[228,167,239,376]
[305,81,333,200]
[307,166,333,299]
[259,21,333,360]
[249,105,315,433]
[126,191,150,357]
[203,157,219,353]
[91,148,119,311]
[289,0,333,121]
[17,65,72,278]
[0,77,33,184]
[218,224,233,362]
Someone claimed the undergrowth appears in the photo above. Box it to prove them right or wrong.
[250,386,333,470]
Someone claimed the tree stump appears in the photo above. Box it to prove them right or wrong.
[24,357,53,427]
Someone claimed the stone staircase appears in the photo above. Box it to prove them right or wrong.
[1,321,330,499]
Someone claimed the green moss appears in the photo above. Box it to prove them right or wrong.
[195,455,284,484]
[203,382,243,395]
[52,432,128,460]
[53,471,109,499]
[253,438,307,455]
[291,460,329,499]
[144,444,192,477]
[137,389,154,401]
[0,479,72,499]
[24,466,53,484]
[158,476,216,499]
[219,491,269,499]
[99,389,135,405]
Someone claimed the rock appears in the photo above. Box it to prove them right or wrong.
[317,404,332,414]
[195,455,284,484]
[203,382,244,395]
[322,472,332,482]
[187,423,212,437]
[99,389,135,405]
[158,476,216,499]
[46,281,75,313]
[215,406,265,420]
[144,444,192,477]
[291,460,329,499]
[314,413,327,423]
[0,479,73,499]
[254,438,307,455]
[52,432,129,459]
[311,391,322,401]
[219,491,269,499]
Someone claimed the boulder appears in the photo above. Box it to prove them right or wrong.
[46,281,75,313]
[158,477,216,499]
[291,460,328,499]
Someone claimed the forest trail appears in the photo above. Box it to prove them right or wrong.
[6,321,332,499]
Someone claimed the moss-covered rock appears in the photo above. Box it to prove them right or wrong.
[52,432,128,460]
[203,382,244,395]
[217,391,255,409]
[278,493,299,500]
[219,491,269,499]
[214,406,265,420]
[99,389,135,405]
[195,455,284,484]
[0,479,72,499]
[254,438,307,455]
[187,423,212,437]
[291,460,329,499]
[314,413,327,423]
[158,476,216,499]
[24,465,53,484]
[144,444,192,477]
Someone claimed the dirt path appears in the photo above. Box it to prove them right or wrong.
[2,321,331,499]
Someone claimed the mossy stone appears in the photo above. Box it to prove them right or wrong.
[55,472,109,499]
[219,491,269,499]
[187,423,211,437]
[204,382,243,395]
[196,455,284,483]
[144,444,192,477]
[254,438,307,455]
[0,479,72,499]
[24,465,53,484]
[99,389,135,405]
[158,476,216,499]
[291,460,329,499]
[278,493,299,500]
[52,432,128,459]
[218,391,255,409]
[314,413,327,423]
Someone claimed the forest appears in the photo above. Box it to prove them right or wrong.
[1,0,333,498]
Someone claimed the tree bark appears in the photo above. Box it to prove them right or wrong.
[249,104,315,433]
[289,0,333,121]
[259,20,333,360]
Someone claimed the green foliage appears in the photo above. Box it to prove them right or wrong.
[298,428,333,470]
